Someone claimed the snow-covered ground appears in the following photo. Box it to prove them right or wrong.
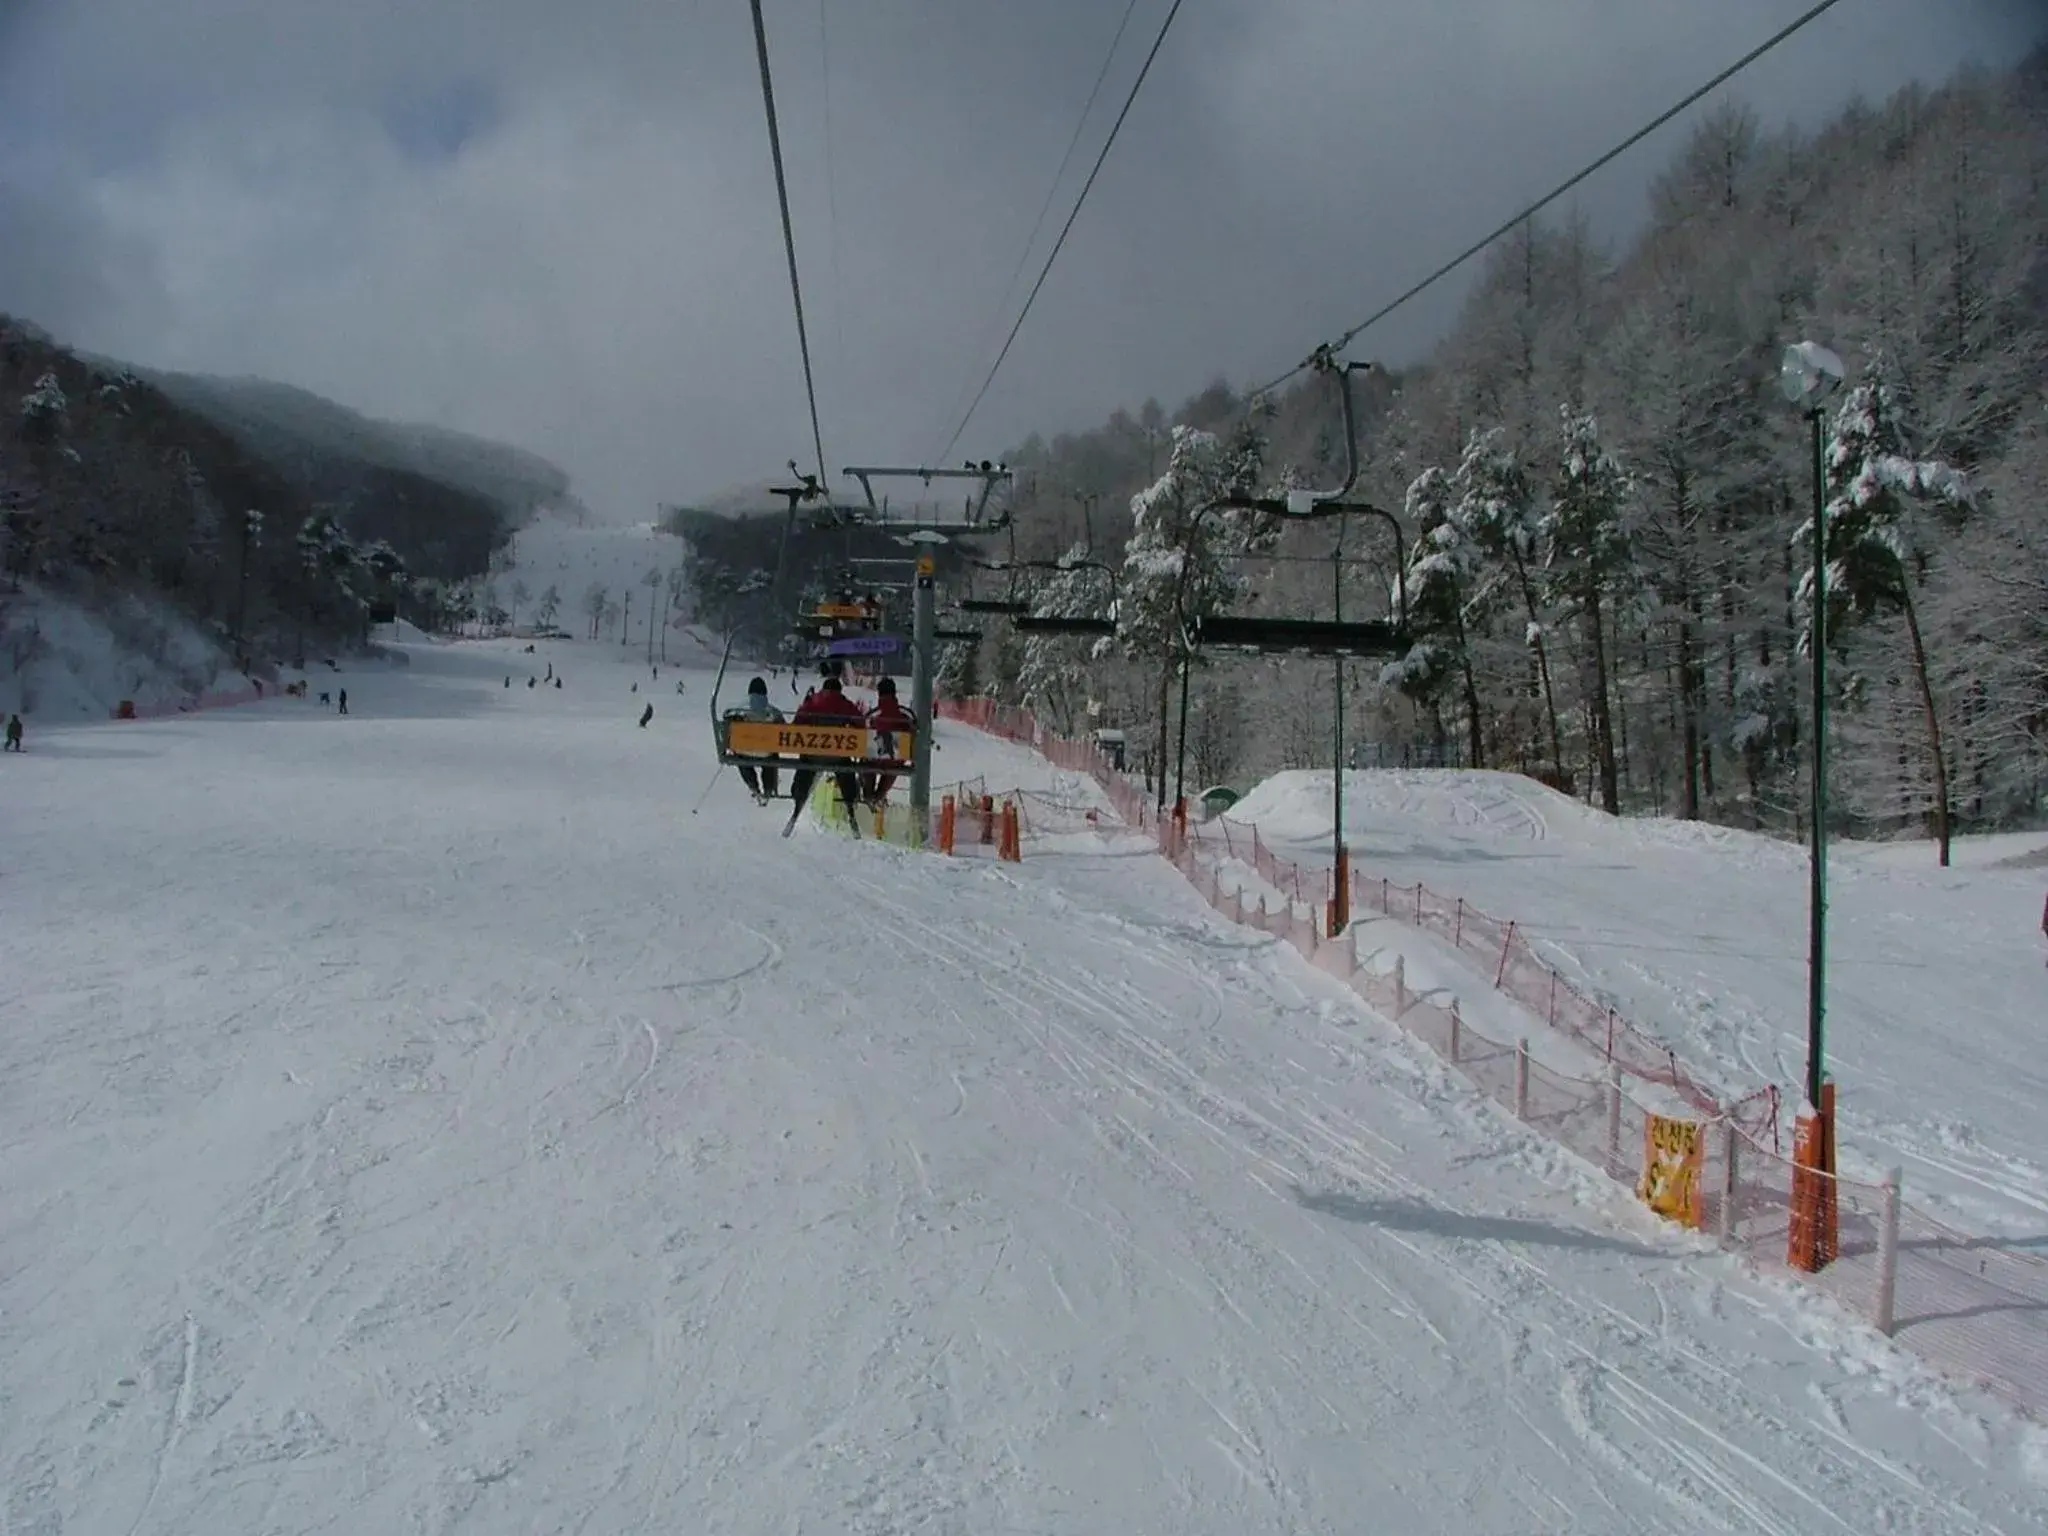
[0,583,251,722]
[1230,770,2048,1238]
[7,642,2047,1534]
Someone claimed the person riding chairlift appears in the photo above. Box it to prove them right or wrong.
[787,674,863,814]
[862,677,915,806]
[732,676,784,803]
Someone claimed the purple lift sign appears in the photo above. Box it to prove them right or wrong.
[817,633,904,657]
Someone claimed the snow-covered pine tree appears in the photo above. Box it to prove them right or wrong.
[1383,465,1487,767]
[1545,409,1634,813]
[1800,373,1972,863]
[1016,543,1113,735]
[1448,427,1564,777]
[934,637,978,701]
[20,372,68,442]
[1112,422,1270,795]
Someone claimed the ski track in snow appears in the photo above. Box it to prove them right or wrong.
[3,638,2044,1535]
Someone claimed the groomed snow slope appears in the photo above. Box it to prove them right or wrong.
[499,512,687,642]
[1229,771,2048,1239]
[6,646,2045,1535]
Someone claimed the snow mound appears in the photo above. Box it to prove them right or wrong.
[1232,767,1803,864]
[1225,765,2048,1237]
[371,618,439,646]
[0,584,251,721]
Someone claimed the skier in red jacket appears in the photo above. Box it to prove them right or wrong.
[788,674,864,814]
[862,677,916,805]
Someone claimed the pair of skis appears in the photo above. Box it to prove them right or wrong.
[780,783,869,838]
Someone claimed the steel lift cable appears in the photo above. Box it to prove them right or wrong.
[1250,0,1854,399]
[938,0,1189,465]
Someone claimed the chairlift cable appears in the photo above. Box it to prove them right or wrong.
[749,0,830,493]
[938,0,1189,466]
[935,0,1145,454]
[819,0,848,394]
[1249,0,1852,399]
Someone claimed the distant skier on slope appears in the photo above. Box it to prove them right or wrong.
[4,713,22,752]
[639,703,654,728]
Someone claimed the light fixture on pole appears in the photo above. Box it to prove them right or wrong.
[1779,338,1844,1273]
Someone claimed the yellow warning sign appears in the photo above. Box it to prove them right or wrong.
[916,553,935,576]
[724,721,914,761]
[1638,1113,1704,1229]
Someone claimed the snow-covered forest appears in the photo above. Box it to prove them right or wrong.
[0,317,571,668]
[973,56,2045,849]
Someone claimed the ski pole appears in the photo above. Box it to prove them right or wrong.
[688,764,727,815]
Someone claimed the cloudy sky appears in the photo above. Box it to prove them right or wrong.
[2,0,2041,518]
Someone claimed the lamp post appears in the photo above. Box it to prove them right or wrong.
[905,528,949,846]
[1330,515,1350,936]
[1779,338,1845,1271]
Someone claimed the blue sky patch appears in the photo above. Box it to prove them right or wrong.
[381,77,501,162]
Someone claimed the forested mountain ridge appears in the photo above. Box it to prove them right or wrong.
[138,369,579,532]
[965,51,2047,852]
[1,315,577,671]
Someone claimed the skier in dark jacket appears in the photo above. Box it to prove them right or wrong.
[638,702,654,728]
[786,675,863,814]
[4,713,22,752]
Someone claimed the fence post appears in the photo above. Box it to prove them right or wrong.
[1606,1063,1623,1173]
[1392,954,1406,1017]
[1606,1009,1617,1061]
[1454,898,1464,949]
[1875,1169,1903,1336]
[1514,1039,1530,1120]
[1381,876,1390,916]
[1495,922,1517,988]
[1413,882,1424,926]
[1448,999,1461,1063]
[1719,1119,1740,1243]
